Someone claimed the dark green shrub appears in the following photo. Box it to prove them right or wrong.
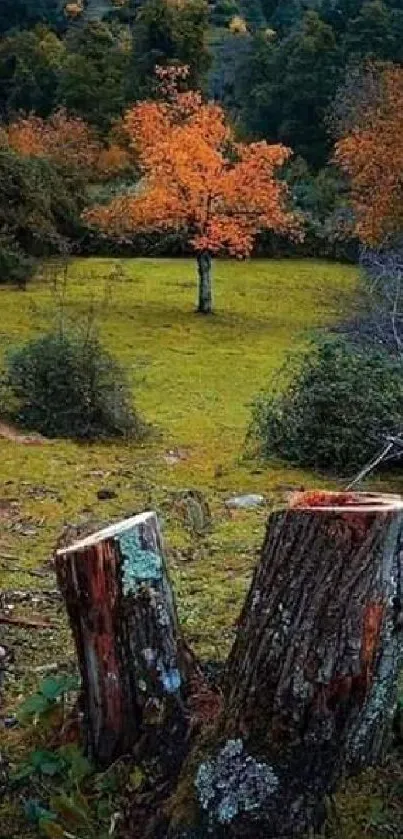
[0,235,36,287]
[250,336,403,473]
[3,327,143,440]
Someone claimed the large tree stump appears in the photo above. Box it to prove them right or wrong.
[56,493,403,837]
[55,512,194,767]
[170,491,403,838]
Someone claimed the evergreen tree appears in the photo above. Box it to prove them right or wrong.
[0,144,86,283]
[320,0,365,30]
[344,1,395,60]
[0,27,65,117]
[239,0,265,29]
[130,0,210,98]
[58,22,131,128]
[0,0,63,35]
[240,12,341,166]
[390,9,403,63]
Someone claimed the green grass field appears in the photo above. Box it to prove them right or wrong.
[3,257,403,839]
[0,257,357,656]
[0,257,358,625]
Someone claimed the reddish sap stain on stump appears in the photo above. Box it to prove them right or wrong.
[361,602,384,672]
[86,543,124,735]
[289,491,359,509]
[317,602,385,712]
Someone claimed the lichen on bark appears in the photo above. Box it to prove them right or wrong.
[118,526,163,595]
[195,739,279,825]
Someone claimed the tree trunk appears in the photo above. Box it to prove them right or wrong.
[196,251,212,314]
[55,512,194,768]
[170,491,403,838]
[56,493,403,837]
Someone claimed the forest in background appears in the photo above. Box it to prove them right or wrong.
[0,0,402,286]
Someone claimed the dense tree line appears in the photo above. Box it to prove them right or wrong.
[0,0,401,283]
[237,1,402,164]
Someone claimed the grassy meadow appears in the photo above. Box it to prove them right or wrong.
[0,257,358,657]
[3,256,403,838]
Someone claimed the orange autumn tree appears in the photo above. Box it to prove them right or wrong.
[334,64,403,246]
[85,66,299,313]
[6,109,101,172]
[6,109,130,179]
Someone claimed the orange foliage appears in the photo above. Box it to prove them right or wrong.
[334,65,403,245]
[7,109,101,171]
[85,67,300,257]
[6,109,131,179]
[96,144,131,179]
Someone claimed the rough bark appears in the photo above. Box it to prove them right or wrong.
[196,251,212,314]
[55,512,194,767]
[56,493,403,837]
[170,491,403,838]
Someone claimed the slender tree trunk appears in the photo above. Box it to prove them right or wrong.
[55,512,195,767]
[196,251,212,314]
[169,491,403,838]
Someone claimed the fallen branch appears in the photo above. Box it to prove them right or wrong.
[346,434,403,489]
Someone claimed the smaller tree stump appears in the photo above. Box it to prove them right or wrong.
[55,512,192,767]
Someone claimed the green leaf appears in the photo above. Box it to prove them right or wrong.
[96,798,112,821]
[40,677,66,701]
[31,750,64,777]
[58,744,93,783]
[23,799,55,825]
[11,762,36,783]
[94,762,122,794]
[40,675,79,701]
[17,693,49,721]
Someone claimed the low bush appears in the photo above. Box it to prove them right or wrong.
[2,327,144,440]
[249,336,403,473]
[0,235,36,287]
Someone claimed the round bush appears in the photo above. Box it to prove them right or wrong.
[3,328,143,440]
[250,336,403,473]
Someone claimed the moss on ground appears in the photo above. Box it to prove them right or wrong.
[1,256,402,838]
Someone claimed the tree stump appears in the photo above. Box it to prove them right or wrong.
[56,492,403,837]
[55,512,193,767]
[170,491,403,838]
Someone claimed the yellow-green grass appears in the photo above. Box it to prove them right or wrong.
[2,257,403,839]
[0,256,358,662]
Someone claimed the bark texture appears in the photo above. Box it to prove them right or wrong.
[56,493,403,837]
[55,512,192,767]
[171,491,403,838]
[196,251,212,314]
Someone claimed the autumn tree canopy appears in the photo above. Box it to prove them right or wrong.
[5,108,130,179]
[86,66,299,312]
[334,64,403,246]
